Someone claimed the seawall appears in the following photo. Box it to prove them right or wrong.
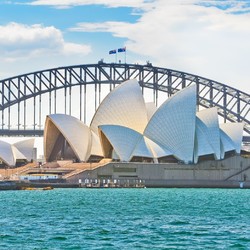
[67,155,250,188]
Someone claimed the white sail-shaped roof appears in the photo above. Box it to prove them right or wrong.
[14,139,35,161]
[195,108,221,160]
[44,114,92,162]
[0,140,15,166]
[91,79,148,134]
[41,81,244,165]
[112,149,120,160]
[144,137,172,159]
[99,125,142,162]
[144,84,196,163]
[145,102,157,121]
[11,145,27,161]
[194,118,215,163]
[220,129,235,159]
[90,130,103,157]
[220,123,244,154]
[131,136,154,159]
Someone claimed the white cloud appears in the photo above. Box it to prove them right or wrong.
[70,0,250,92]
[2,0,250,93]
[0,22,91,61]
[27,0,149,8]
[63,42,91,55]
[198,1,250,14]
[69,21,130,33]
[0,22,92,79]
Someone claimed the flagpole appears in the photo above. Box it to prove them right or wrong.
[109,49,117,63]
[125,48,126,64]
[117,47,126,63]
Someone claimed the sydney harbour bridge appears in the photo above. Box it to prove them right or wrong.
[0,62,249,138]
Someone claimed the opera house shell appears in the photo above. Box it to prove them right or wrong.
[0,139,35,167]
[44,79,244,164]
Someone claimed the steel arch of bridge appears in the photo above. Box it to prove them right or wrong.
[0,62,250,136]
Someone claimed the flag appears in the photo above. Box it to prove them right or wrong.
[118,47,126,53]
[109,49,116,54]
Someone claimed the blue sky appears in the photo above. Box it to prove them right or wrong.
[0,0,250,94]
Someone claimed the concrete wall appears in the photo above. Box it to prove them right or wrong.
[68,155,250,188]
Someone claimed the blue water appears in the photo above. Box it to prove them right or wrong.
[0,188,250,249]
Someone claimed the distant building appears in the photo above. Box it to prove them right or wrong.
[44,79,244,164]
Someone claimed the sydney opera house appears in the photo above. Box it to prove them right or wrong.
[0,139,35,167]
[1,78,249,187]
[43,79,244,165]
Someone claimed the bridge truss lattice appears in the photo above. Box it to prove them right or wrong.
[0,62,249,136]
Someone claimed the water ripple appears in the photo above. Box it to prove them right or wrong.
[0,188,250,249]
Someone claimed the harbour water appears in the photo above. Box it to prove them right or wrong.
[0,188,250,249]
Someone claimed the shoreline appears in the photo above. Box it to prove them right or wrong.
[0,179,249,190]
